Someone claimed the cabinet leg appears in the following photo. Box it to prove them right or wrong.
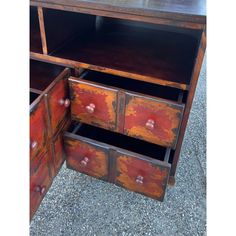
[168,176,175,186]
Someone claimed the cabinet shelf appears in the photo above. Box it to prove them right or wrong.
[49,18,199,90]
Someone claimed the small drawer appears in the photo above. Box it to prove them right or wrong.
[124,93,184,148]
[64,123,171,201]
[69,77,118,130]
[71,71,185,147]
[64,132,109,180]
[30,151,52,220]
[30,60,71,136]
[30,92,48,159]
[115,151,170,201]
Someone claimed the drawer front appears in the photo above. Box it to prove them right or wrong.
[47,69,70,135]
[30,151,48,176]
[115,152,170,201]
[124,93,184,148]
[70,79,118,130]
[52,134,65,176]
[30,97,48,159]
[30,152,52,220]
[64,135,109,180]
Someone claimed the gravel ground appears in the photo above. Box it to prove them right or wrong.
[30,58,206,236]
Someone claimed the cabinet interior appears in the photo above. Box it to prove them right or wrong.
[70,123,167,162]
[30,91,39,105]
[41,8,201,87]
[30,60,64,94]
[30,6,42,53]
[79,70,185,103]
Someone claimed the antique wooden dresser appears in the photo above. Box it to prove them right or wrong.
[30,0,206,220]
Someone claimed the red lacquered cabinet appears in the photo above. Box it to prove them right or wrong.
[30,0,206,220]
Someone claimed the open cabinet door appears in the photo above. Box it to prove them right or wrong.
[30,60,71,221]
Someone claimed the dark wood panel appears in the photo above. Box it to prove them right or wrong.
[30,6,43,53]
[30,52,189,90]
[38,7,48,54]
[170,29,206,177]
[31,0,206,24]
[52,18,198,88]
[30,60,64,92]
[43,8,96,53]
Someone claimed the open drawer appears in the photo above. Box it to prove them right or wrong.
[64,123,171,201]
[69,70,185,148]
[30,60,71,136]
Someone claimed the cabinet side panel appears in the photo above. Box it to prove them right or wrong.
[170,29,206,177]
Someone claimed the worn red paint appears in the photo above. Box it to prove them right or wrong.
[30,151,52,220]
[65,138,109,179]
[70,80,118,130]
[53,135,64,175]
[48,78,69,135]
[116,154,170,200]
[125,104,172,140]
[124,94,184,147]
[30,98,48,159]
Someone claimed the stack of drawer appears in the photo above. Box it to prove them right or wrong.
[29,1,206,220]
[29,60,70,219]
[63,70,185,201]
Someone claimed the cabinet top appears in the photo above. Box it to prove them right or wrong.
[31,0,206,25]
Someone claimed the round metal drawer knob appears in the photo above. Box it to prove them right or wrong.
[135,175,144,185]
[34,185,46,195]
[59,98,70,108]
[145,119,155,130]
[86,103,95,114]
[80,157,89,167]
[31,141,38,150]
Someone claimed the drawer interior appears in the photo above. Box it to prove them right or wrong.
[79,70,185,102]
[69,123,167,162]
[47,10,201,86]
[30,60,64,94]
[30,6,42,53]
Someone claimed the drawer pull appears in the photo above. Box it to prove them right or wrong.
[59,98,70,108]
[31,141,38,150]
[135,175,144,185]
[145,119,155,130]
[86,103,96,114]
[34,185,46,195]
[80,156,89,166]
